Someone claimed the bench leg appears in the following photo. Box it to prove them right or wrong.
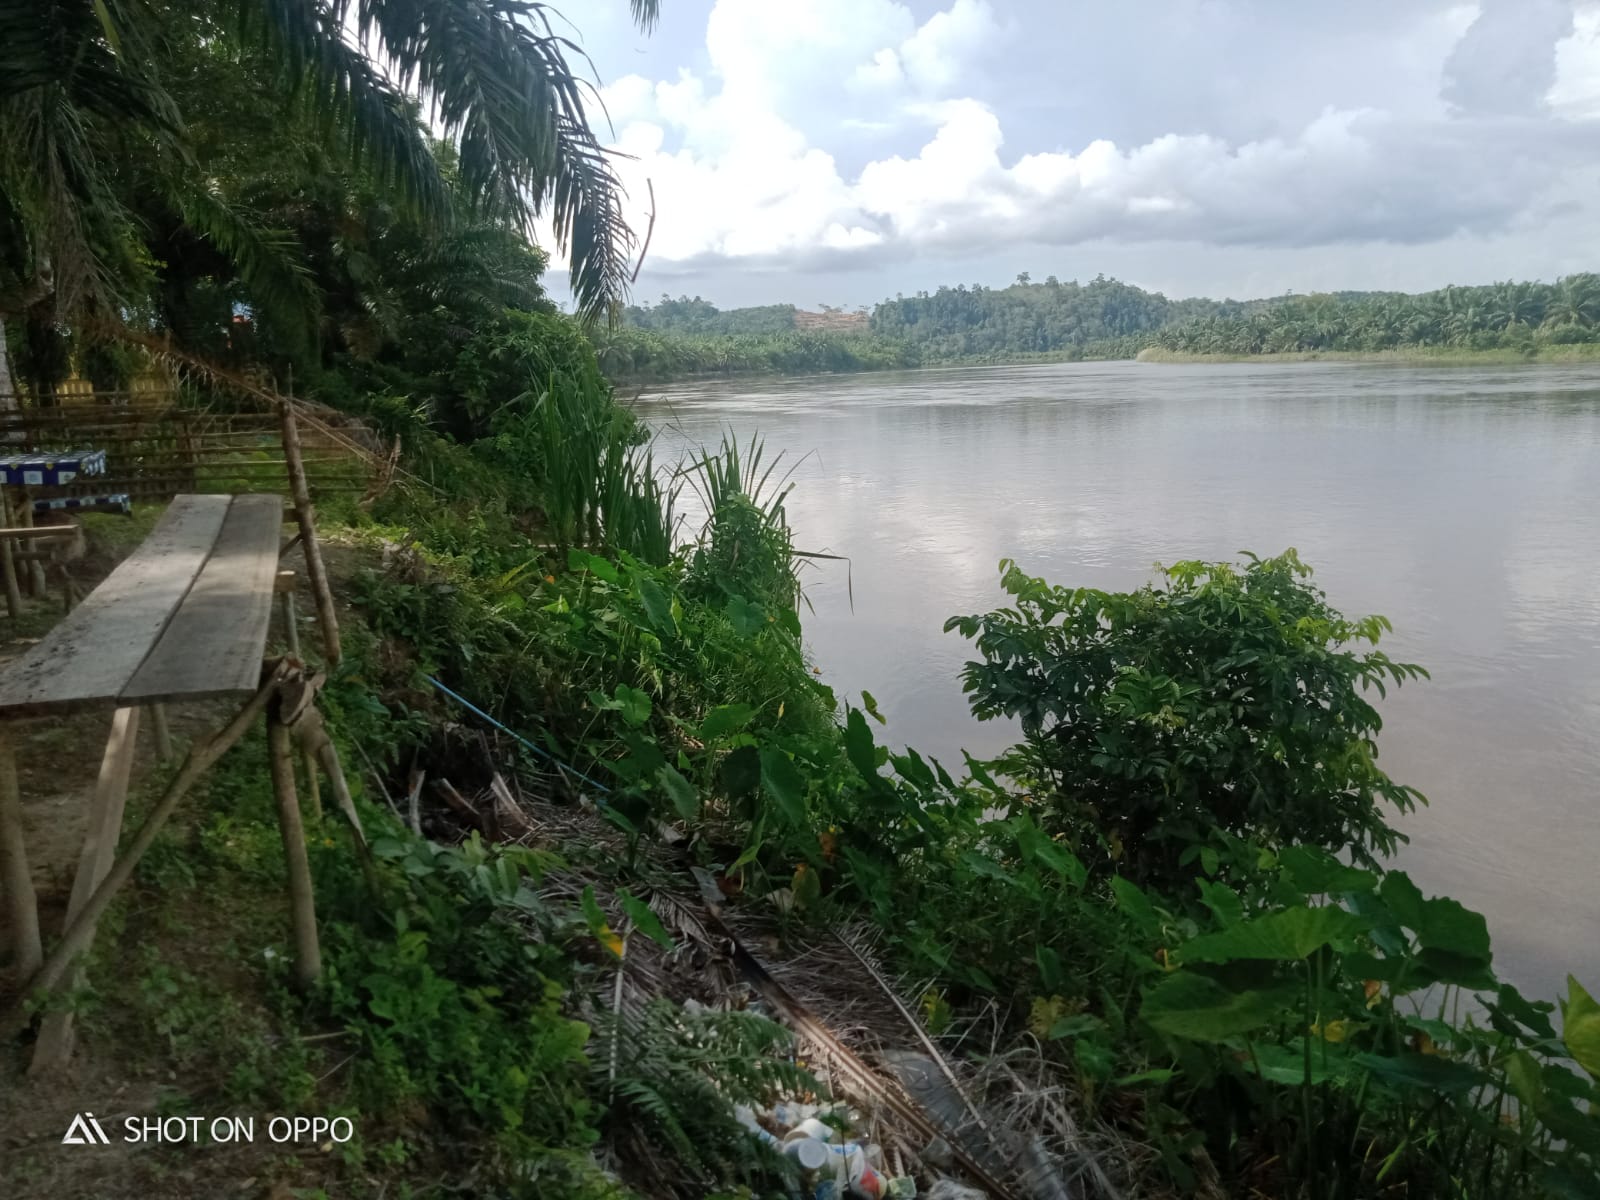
[30,707,140,1074]
[149,704,174,761]
[17,499,46,599]
[0,737,41,980]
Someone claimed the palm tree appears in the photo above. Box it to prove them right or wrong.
[1542,274,1600,329]
[0,0,659,392]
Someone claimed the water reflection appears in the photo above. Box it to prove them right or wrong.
[640,360,1600,1000]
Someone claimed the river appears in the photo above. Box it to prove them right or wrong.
[638,359,1600,1001]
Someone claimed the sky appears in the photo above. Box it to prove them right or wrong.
[540,0,1600,310]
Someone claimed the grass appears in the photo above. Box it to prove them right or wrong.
[1135,343,1600,365]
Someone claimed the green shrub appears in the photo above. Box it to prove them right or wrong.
[946,551,1427,884]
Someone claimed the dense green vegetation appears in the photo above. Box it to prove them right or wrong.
[305,450,1600,1198]
[593,324,919,382]
[1152,275,1600,357]
[599,273,1600,384]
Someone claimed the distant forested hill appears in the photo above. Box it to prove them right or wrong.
[600,274,1600,381]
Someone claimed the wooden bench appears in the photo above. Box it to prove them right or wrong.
[0,494,361,1073]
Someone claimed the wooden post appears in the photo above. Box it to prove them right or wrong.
[177,409,198,491]
[149,704,173,760]
[268,711,320,987]
[0,736,41,980]
[276,569,320,819]
[27,664,288,996]
[16,495,46,598]
[278,400,340,665]
[30,707,140,1073]
[0,489,22,618]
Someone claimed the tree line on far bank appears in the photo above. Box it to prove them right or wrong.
[602,272,1600,381]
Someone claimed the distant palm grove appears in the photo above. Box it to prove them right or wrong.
[598,272,1600,381]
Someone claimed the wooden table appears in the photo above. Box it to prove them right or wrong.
[0,493,360,1073]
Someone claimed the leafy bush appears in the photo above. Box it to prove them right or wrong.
[315,831,608,1182]
[1137,848,1600,1198]
[946,551,1428,884]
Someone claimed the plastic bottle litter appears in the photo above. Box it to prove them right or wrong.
[786,1117,836,1144]
[785,1136,831,1172]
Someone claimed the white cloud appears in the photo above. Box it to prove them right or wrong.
[548,0,1600,299]
[1549,4,1600,117]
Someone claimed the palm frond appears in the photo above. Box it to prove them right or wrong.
[239,0,450,224]
[327,0,635,321]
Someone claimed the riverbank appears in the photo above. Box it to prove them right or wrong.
[1136,343,1600,365]
[611,339,1600,388]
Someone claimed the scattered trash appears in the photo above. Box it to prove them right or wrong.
[926,1181,989,1200]
[740,1095,917,1199]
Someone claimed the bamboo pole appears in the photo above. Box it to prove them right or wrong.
[26,664,288,997]
[278,400,340,665]
[0,737,41,980]
[30,707,140,1073]
[269,711,320,988]
[277,570,320,819]
[0,489,22,618]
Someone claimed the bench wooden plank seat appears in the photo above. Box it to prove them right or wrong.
[0,494,282,718]
[122,495,284,703]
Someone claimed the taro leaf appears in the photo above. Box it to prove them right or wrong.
[567,548,619,582]
[891,746,937,792]
[615,684,652,726]
[618,889,675,951]
[1379,871,1492,964]
[1560,974,1600,1079]
[699,703,756,741]
[1178,905,1368,964]
[1505,1049,1543,1109]
[1416,948,1497,990]
[1344,953,1420,992]
[1491,982,1559,1040]
[725,593,765,636]
[720,745,761,798]
[1354,1052,1485,1094]
[1279,845,1378,895]
[1014,815,1087,887]
[843,708,882,782]
[655,765,699,820]
[1036,944,1065,993]
[1247,1039,1348,1086]
[961,851,1019,888]
[1074,1039,1116,1081]
[1197,879,1244,928]
[861,689,887,725]
[636,576,678,636]
[758,746,808,827]
[1140,971,1287,1042]
[619,729,666,777]
[1111,876,1162,935]
[1047,1013,1105,1041]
